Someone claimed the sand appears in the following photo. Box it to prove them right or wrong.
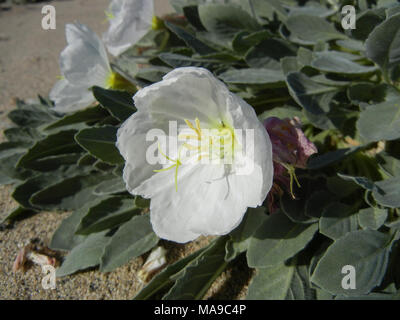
[0,0,251,300]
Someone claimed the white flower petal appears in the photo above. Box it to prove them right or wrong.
[227,89,274,203]
[60,22,110,87]
[133,67,232,125]
[117,67,274,243]
[145,162,265,243]
[117,111,165,192]
[103,0,154,56]
[49,79,95,113]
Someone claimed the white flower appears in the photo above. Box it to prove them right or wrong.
[50,22,132,113]
[103,0,154,57]
[117,67,273,243]
[49,23,111,113]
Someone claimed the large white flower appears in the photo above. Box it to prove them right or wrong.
[117,67,273,243]
[50,22,129,113]
[103,0,154,57]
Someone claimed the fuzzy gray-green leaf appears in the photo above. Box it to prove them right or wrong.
[100,215,158,272]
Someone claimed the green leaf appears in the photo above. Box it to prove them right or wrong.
[1,206,36,224]
[77,153,97,166]
[348,83,400,105]
[12,166,90,209]
[336,39,364,52]
[311,51,377,74]
[94,160,115,172]
[245,38,296,68]
[373,177,400,208]
[163,236,228,300]
[307,146,362,169]
[136,28,169,48]
[311,230,396,295]
[287,3,337,18]
[76,196,140,235]
[198,4,260,35]
[285,15,346,44]
[92,86,136,122]
[159,52,222,69]
[247,213,318,268]
[93,177,127,195]
[286,72,340,116]
[4,127,43,143]
[251,0,287,21]
[92,115,118,126]
[357,101,400,142]
[305,190,337,219]
[24,153,82,172]
[75,126,124,165]
[165,21,216,55]
[219,68,285,85]
[281,56,301,75]
[56,231,111,277]
[351,8,386,41]
[44,106,109,131]
[247,261,316,300]
[182,5,206,30]
[358,207,388,230]
[377,152,400,177]
[17,130,83,170]
[135,66,172,83]
[100,215,158,272]
[134,196,150,208]
[29,172,113,211]
[0,151,32,185]
[247,263,295,300]
[8,100,57,128]
[280,176,326,224]
[232,30,270,54]
[319,202,358,240]
[169,0,214,13]
[225,207,267,262]
[49,204,96,251]
[337,173,375,191]
[326,176,360,197]
[365,13,400,75]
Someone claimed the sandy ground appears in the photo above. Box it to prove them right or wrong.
[0,0,251,300]
[0,0,172,110]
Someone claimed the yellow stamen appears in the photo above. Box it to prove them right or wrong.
[280,162,301,199]
[153,143,182,192]
[195,118,201,132]
[184,118,202,137]
[154,117,239,192]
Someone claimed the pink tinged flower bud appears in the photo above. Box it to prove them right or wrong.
[264,117,317,213]
[263,117,317,169]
